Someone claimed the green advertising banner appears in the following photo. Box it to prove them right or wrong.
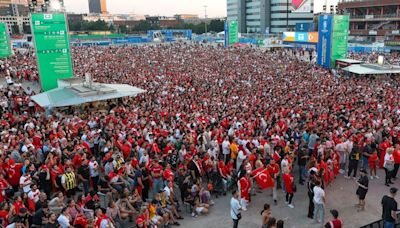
[31,13,73,91]
[228,21,238,45]
[0,23,12,58]
[331,15,349,68]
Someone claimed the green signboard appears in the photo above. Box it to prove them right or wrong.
[331,15,349,68]
[31,13,73,91]
[0,23,11,58]
[228,21,238,45]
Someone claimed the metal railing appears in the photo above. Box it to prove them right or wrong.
[360,212,400,228]
[349,14,400,19]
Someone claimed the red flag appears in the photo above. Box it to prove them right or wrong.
[251,167,264,177]
[254,169,274,189]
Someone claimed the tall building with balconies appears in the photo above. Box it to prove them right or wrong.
[338,0,400,40]
[89,0,107,14]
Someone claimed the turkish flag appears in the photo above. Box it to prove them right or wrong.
[254,169,274,189]
[252,167,264,177]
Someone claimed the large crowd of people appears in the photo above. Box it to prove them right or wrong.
[0,43,399,228]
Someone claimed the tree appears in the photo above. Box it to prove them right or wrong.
[132,20,160,32]
[119,25,128,34]
[209,19,224,32]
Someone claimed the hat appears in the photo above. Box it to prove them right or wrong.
[390,187,398,194]
[330,209,339,218]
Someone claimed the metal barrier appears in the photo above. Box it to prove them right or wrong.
[360,212,400,228]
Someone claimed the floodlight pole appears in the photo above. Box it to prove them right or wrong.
[204,5,208,35]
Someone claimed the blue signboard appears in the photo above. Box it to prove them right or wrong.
[295,32,308,42]
[224,21,229,47]
[317,15,333,69]
[295,23,314,32]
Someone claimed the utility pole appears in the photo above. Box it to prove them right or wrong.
[286,0,289,31]
[204,5,208,35]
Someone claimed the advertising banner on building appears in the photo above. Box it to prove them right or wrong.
[228,21,239,45]
[295,22,314,32]
[317,15,333,69]
[331,15,349,68]
[0,23,11,58]
[283,32,318,43]
[31,13,73,91]
[224,20,229,47]
[291,0,312,13]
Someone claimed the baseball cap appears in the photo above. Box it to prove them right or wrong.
[390,187,398,194]
[330,209,339,218]
[360,169,367,174]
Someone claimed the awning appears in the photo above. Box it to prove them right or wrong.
[342,64,400,75]
[32,83,146,108]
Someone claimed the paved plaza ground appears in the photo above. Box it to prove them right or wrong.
[178,169,399,228]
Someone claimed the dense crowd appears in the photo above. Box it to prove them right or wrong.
[0,44,399,228]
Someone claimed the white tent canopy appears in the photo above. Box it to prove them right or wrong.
[342,64,400,75]
[32,80,146,108]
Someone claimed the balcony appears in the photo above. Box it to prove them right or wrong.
[338,0,400,9]
[350,29,397,36]
[349,14,400,21]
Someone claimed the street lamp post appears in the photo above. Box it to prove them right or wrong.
[204,5,208,35]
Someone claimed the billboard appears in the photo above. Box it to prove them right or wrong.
[0,23,11,58]
[317,15,333,69]
[228,21,239,45]
[224,21,229,47]
[291,0,312,13]
[283,32,318,43]
[331,15,349,68]
[31,13,73,91]
[295,22,314,32]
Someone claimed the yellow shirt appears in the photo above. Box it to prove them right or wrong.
[230,143,238,159]
[149,204,157,218]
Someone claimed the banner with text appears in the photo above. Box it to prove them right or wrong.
[0,23,11,58]
[317,15,333,69]
[331,15,349,68]
[228,21,239,45]
[31,13,73,91]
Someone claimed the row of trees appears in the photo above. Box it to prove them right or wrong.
[68,19,225,34]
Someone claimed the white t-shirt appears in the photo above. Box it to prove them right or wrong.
[28,189,40,202]
[19,175,32,193]
[230,197,241,220]
[57,214,70,228]
[222,140,231,155]
[313,186,325,204]
[384,153,394,168]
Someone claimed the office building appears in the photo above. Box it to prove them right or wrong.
[338,0,400,41]
[89,0,107,14]
[227,0,314,34]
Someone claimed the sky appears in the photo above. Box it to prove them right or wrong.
[63,0,339,17]
[64,0,227,17]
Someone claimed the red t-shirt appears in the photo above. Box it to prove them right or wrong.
[6,163,23,187]
[151,165,163,178]
[393,150,400,164]
[283,173,293,193]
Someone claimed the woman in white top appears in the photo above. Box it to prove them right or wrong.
[383,148,395,186]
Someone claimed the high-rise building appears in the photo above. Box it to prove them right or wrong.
[89,0,107,14]
[227,0,314,34]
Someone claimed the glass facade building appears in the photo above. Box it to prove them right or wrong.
[227,0,314,34]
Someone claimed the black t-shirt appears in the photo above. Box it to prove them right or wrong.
[32,208,47,225]
[358,175,369,189]
[78,164,90,180]
[362,145,372,158]
[298,148,307,166]
[189,161,200,178]
[382,195,398,222]
[44,221,59,228]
